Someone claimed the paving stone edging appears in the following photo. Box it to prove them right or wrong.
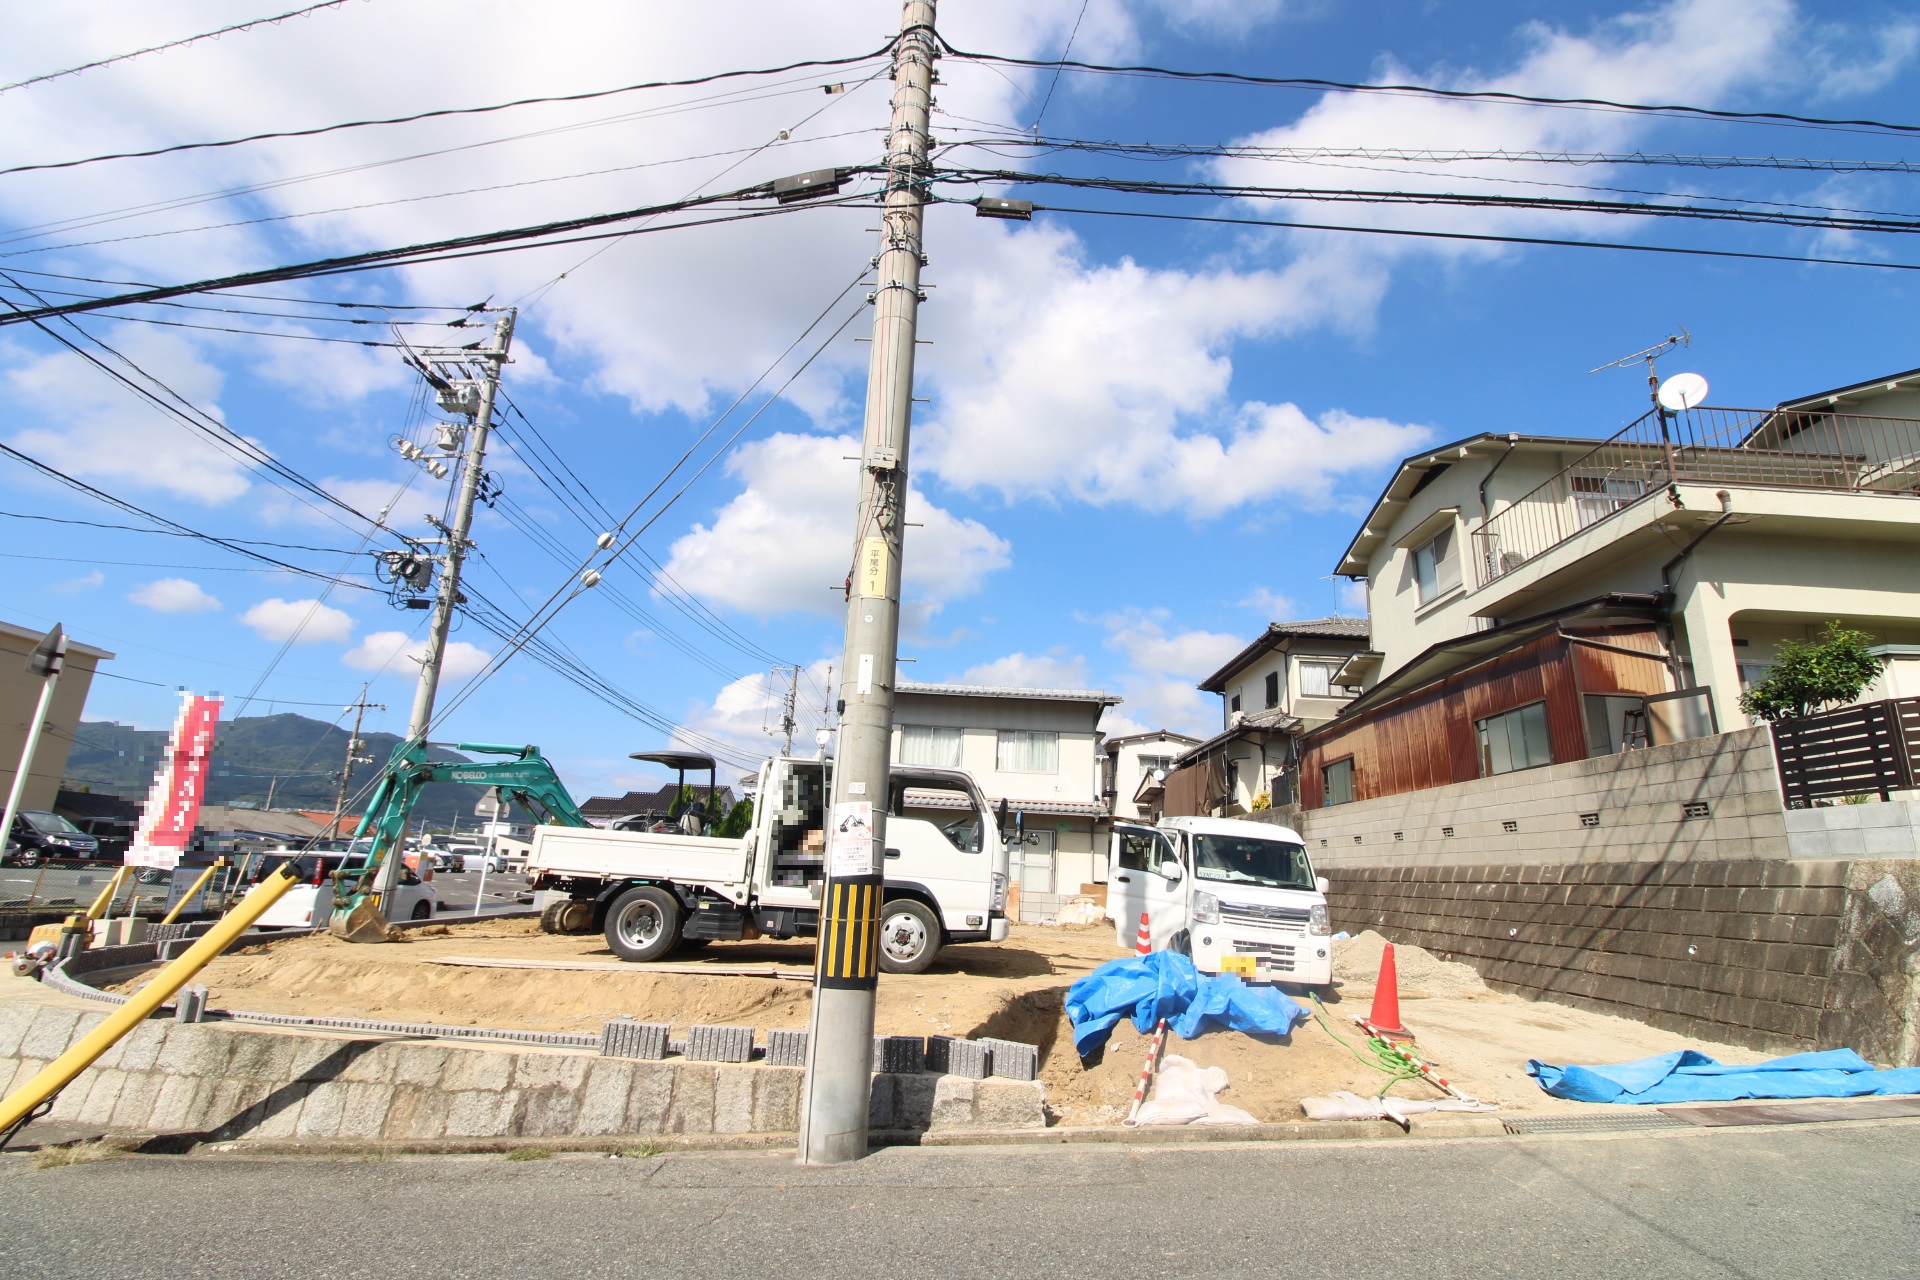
[0,991,1045,1145]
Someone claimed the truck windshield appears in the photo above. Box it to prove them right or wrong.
[1192,835,1313,889]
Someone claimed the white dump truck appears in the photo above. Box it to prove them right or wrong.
[526,753,1010,974]
[1108,815,1333,988]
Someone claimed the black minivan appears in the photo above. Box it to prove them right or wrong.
[4,810,102,865]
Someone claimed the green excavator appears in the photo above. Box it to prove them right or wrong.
[329,739,589,942]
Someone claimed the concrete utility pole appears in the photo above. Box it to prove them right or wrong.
[777,665,799,756]
[371,310,515,913]
[799,0,937,1166]
[329,685,383,837]
[1,625,66,860]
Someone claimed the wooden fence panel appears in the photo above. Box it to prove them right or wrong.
[1771,697,1920,807]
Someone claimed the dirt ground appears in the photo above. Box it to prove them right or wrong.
[108,920,1766,1126]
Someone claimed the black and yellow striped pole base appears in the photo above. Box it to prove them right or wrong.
[815,874,881,991]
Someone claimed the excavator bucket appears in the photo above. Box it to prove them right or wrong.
[329,894,399,943]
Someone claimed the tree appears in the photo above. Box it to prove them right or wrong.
[714,797,755,839]
[1737,622,1883,722]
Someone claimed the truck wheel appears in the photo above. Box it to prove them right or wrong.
[540,900,595,935]
[604,886,681,962]
[877,899,941,975]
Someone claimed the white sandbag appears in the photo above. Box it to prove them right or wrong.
[1134,1055,1259,1127]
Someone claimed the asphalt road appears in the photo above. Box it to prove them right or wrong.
[3,1122,1917,1280]
[427,869,530,915]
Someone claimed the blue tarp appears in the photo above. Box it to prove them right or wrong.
[1064,951,1309,1057]
[1528,1048,1920,1104]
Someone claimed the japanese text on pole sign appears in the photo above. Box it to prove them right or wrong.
[858,537,890,599]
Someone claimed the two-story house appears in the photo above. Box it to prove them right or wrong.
[1304,367,1920,809]
[1160,617,1370,816]
[1101,729,1201,820]
[889,680,1119,921]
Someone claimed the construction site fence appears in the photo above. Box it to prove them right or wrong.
[0,860,246,912]
[1475,404,1920,589]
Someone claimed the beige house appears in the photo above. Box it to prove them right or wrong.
[0,619,113,812]
[1163,618,1369,815]
[889,680,1119,921]
[1101,729,1200,820]
[1333,368,1920,736]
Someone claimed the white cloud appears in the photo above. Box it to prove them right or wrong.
[661,432,1011,618]
[239,597,354,644]
[1239,587,1297,617]
[3,329,251,504]
[51,570,105,595]
[671,659,837,767]
[917,224,1431,514]
[1098,608,1248,738]
[128,577,221,613]
[342,630,490,681]
[961,651,1092,689]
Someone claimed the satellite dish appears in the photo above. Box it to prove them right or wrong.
[1658,371,1709,412]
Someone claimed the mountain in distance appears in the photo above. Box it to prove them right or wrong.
[63,713,501,830]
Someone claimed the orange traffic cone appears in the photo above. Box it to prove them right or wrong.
[1135,911,1152,956]
[1367,942,1412,1040]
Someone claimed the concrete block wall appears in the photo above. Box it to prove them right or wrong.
[1295,727,1790,870]
[1785,798,1920,860]
[0,1003,1047,1143]
[1327,857,1920,1063]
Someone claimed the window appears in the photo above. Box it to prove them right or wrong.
[996,729,1058,773]
[1229,694,1241,714]
[1412,524,1461,604]
[1583,695,1644,756]
[1136,754,1173,778]
[1298,661,1346,698]
[1264,671,1280,708]
[1115,828,1172,872]
[1572,473,1646,527]
[1477,701,1553,776]
[1322,758,1355,806]
[1193,835,1313,889]
[899,724,962,767]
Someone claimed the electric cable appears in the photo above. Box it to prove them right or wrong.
[1,0,358,95]
[939,42,1920,138]
[0,44,896,177]
[0,509,361,554]
[0,179,881,327]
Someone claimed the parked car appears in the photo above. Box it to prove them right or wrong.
[5,810,101,865]
[254,851,438,928]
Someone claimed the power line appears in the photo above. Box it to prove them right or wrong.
[0,549,376,576]
[0,508,360,553]
[1,0,358,95]
[0,441,380,589]
[0,44,895,177]
[934,167,1920,235]
[0,179,880,326]
[1012,199,1920,273]
[939,43,1920,138]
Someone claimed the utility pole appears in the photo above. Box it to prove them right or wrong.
[777,665,800,756]
[370,309,515,913]
[799,0,936,1167]
[329,685,383,838]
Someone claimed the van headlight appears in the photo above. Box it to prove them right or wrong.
[1192,892,1221,924]
[1308,903,1331,936]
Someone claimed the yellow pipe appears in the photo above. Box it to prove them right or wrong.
[0,863,303,1137]
[160,859,226,926]
[83,866,133,921]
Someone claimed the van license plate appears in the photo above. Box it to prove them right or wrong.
[1219,955,1256,978]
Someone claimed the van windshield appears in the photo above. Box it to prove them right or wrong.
[1192,835,1314,889]
[22,811,81,835]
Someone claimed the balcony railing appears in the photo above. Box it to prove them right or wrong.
[1473,405,1920,588]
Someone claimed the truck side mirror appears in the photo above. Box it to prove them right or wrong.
[1158,859,1184,883]
[1316,876,1330,895]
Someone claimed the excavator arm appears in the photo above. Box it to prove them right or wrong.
[329,739,587,941]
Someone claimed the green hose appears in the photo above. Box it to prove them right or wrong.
[1309,993,1424,1097]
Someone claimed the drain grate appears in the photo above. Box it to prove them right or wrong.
[1503,1112,1691,1135]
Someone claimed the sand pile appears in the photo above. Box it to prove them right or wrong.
[1332,930,1491,999]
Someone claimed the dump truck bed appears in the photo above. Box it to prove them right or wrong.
[527,825,752,894]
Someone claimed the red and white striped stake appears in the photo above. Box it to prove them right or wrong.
[1123,1018,1170,1125]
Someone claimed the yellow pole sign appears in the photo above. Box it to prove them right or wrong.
[858,536,891,599]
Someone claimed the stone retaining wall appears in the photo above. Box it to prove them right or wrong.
[1327,857,1920,1064]
[0,1001,1046,1144]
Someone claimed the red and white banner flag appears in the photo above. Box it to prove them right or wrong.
[126,693,223,869]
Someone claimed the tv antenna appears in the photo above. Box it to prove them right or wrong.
[1591,330,1691,407]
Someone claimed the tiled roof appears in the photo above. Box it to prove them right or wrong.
[897,680,1120,706]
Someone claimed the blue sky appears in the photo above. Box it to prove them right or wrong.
[2,0,1916,800]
